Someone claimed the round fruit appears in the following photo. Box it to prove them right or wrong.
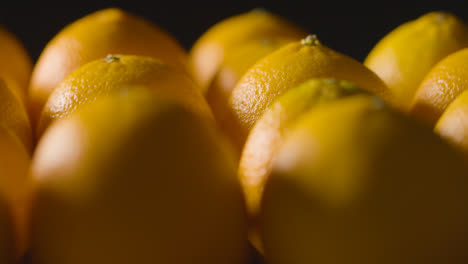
[411,48,468,126]
[0,191,15,264]
[229,35,390,149]
[0,25,32,103]
[364,11,468,110]
[29,91,248,264]
[189,8,307,92]
[0,79,32,152]
[240,78,364,216]
[239,78,364,251]
[0,125,30,259]
[435,89,468,158]
[260,95,468,264]
[37,55,212,137]
[206,37,297,151]
[29,8,188,124]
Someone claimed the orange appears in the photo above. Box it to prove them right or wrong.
[240,79,364,216]
[37,55,212,138]
[189,8,307,92]
[229,35,390,149]
[29,8,188,125]
[411,48,468,126]
[0,125,30,260]
[206,37,298,152]
[364,11,468,110]
[260,95,468,264]
[29,91,248,264]
[0,25,33,103]
[0,79,32,152]
[239,78,364,251]
[435,89,468,158]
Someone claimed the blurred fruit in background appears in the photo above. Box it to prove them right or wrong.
[189,8,307,93]
[0,79,32,152]
[239,78,365,251]
[37,55,212,138]
[411,48,468,126]
[29,91,249,264]
[0,78,32,257]
[260,95,468,264]
[0,25,33,105]
[435,89,468,159]
[28,8,188,126]
[365,11,468,110]
[229,35,390,151]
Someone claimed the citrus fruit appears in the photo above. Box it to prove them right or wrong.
[0,192,15,264]
[364,11,468,110]
[0,25,32,103]
[29,8,188,124]
[37,55,212,137]
[0,79,32,152]
[240,79,364,217]
[260,95,468,264]
[229,35,390,149]
[29,91,248,264]
[435,89,468,158]
[189,8,307,92]
[239,78,364,251]
[206,37,297,152]
[411,48,468,126]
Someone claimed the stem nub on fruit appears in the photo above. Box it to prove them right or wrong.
[104,54,120,63]
[301,35,320,46]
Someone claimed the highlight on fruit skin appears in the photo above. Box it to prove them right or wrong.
[435,89,468,159]
[29,91,249,264]
[228,34,390,151]
[37,55,212,138]
[28,7,189,126]
[259,95,468,264]
[411,48,468,126]
[238,78,365,251]
[364,11,468,110]
[0,25,33,104]
[189,8,307,93]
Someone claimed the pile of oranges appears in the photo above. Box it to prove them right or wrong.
[1,7,468,264]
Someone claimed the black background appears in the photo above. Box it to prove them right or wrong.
[1,1,468,63]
